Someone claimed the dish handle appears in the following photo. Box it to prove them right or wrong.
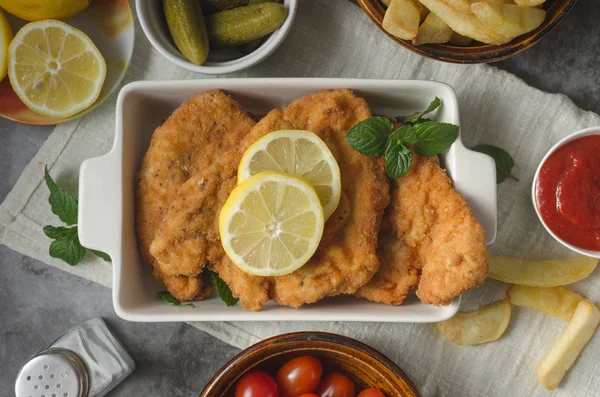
[78,154,120,255]
[447,141,498,245]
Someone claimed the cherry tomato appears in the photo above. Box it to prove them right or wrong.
[315,372,355,397]
[298,395,320,397]
[235,370,280,397]
[276,356,323,397]
[357,389,386,397]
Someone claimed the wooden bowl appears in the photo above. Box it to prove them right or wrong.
[200,332,420,397]
[357,0,578,63]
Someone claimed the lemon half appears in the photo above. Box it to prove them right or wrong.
[238,130,341,220]
[219,171,324,277]
[8,20,106,118]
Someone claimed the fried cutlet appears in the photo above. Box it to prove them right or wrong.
[136,90,256,300]
[150,89,390,310]
[356,151,489,306]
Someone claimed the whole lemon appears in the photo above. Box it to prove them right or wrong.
[0,8,13,82]
[0,0,90,21]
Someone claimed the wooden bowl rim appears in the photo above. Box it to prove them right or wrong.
[356,0,579,63]
[199,331,420,397]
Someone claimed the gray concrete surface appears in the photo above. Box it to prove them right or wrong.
[1,0,599,395]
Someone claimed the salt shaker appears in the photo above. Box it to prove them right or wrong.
[15,318,135,397]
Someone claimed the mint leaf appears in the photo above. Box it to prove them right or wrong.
[404,97,441,125]
[473,144,519,183]
[345,117,393,156]
[157,291,195,307]
[413,122,459,157]
[46,226,87,266]
[92,250,112,262]
[385,141,412,179]
[45,167,78,226]
[209,270,239,307]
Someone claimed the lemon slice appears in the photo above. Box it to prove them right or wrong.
[238,130,341,220]
[8,20,106,118]
[220,171,324,277]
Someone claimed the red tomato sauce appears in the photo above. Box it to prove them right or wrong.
[535,134,600,251]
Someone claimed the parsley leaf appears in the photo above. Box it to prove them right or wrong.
[345,117,393,156]
[473,144,519,183]
[209,270,239,307]
[404,97,441,125]
[44,226,87,266]
[157,291,195,307]
[413,122,459,157]
[45,166,78,226]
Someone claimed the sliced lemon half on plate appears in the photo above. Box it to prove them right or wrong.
[8,19,106,118]
[219,171,324,277]
[238,130,342,220]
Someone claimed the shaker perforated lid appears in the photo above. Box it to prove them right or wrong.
[15,348,90,397]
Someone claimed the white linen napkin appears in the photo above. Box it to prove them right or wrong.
[1,1,599,396]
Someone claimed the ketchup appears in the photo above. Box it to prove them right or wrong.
[535,134,600,251]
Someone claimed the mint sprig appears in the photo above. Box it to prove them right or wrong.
[473,144,519,183]
[43,166,111,265]
[385,138,412,179]
[44,167,78,225]
[92,250,112,262]
[345,98,458,179]
[43,226,87,265]
[412,122,459,157]
[344,117,393,157]
[157,291,195,307]
[404,97,441,125]
[209,270,239,307]
[156,270,239,308]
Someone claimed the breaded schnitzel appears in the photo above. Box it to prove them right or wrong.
[357,150,489,306]
[136,90,256,300]
[150,89,390,310]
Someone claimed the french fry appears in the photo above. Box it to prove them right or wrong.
[413,12,453,44]
[508,285,584,321]
[448,31,473,45]
[382,0,422,40]
[437,299,511,346]
[439,0,473,13]
[489,256,598,287]
[536,300,600,390]
[417,0,511,44]
[419,5,430,23]
[514,0,545,6]
[381,0,392,6]
[471,2,546,37]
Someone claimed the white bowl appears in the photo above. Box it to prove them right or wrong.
[135,0,297,75]
[531,126,600,258]
[78,78,497,322]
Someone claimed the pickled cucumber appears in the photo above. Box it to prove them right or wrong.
[164,0,210,65]
[206,2,287,47]
[238,39,262,54]
[200,0,275,14]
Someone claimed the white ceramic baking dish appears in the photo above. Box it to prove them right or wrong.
[78,78,497,322]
